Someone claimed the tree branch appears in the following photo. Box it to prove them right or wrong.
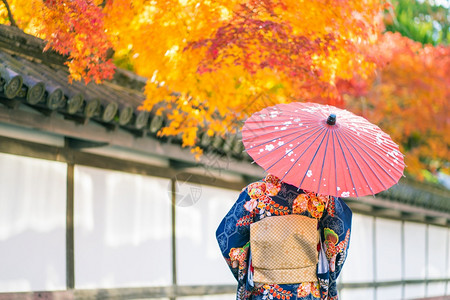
[1,0,18,28]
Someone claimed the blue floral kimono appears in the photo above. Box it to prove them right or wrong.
[216,175,352,300]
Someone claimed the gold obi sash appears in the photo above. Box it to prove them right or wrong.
[250,214,319,284]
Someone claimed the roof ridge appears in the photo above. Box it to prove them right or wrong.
[0,24,148,92]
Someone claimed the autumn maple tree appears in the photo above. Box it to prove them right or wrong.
[343,33,449,178]
[341,2,450,179]
[0,0,385,138]
[0,0,448,179]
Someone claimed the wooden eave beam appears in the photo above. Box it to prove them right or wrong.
[0,104,265,179]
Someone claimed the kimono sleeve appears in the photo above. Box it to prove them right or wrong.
[216,187,253,283]
[318,197,352,300]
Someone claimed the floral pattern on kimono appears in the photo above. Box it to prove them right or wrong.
[216,175,352,300]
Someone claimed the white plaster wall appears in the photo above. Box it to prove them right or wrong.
[74,165,172,288]
[0,153,66,292]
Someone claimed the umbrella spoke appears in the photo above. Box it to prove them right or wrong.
[339,129,403,184]
[340,126,403,156]
[337,131,386,194]
[295,128,329,189]
[244,114,321,125]
[258,112,329,121]
[316,130,331,195]
[335,132,358,197]
[243,120,319,130]
[340,126,405,172]
[339,127,387,157]
[267,127,327,180]
[245,115,323,124]
[335,130,377,196]
[332,130,338,197]
[244,126,322,160]
[241,120,320,140]
[243,125,315,148]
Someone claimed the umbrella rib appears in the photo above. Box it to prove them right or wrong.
[248,110,329,124]
[244,116,322,125]
[245,114,321,123]
[242,125,320,141]
[338,130,387,193]
[242,121,320,131]
[342,132,394,190]
[335,130,376,196]
[243,125,317,150]
[352,133,400,154]
[295,128,328,190]
[263,127,326,175]
[339,129,401,184]
[335,132,359,198]
[340,126,404,174]
[244,126,323,162]
[262,109,329,120]
[242,121,320,139]
[340,126,404,159]
[316,130,331,195]
[332,130,338,197]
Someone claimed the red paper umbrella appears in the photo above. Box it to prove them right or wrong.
[242,102,405,198]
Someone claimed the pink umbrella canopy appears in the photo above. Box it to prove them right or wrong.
[242,102,405,198]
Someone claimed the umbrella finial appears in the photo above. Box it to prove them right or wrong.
[327,114,336,125]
